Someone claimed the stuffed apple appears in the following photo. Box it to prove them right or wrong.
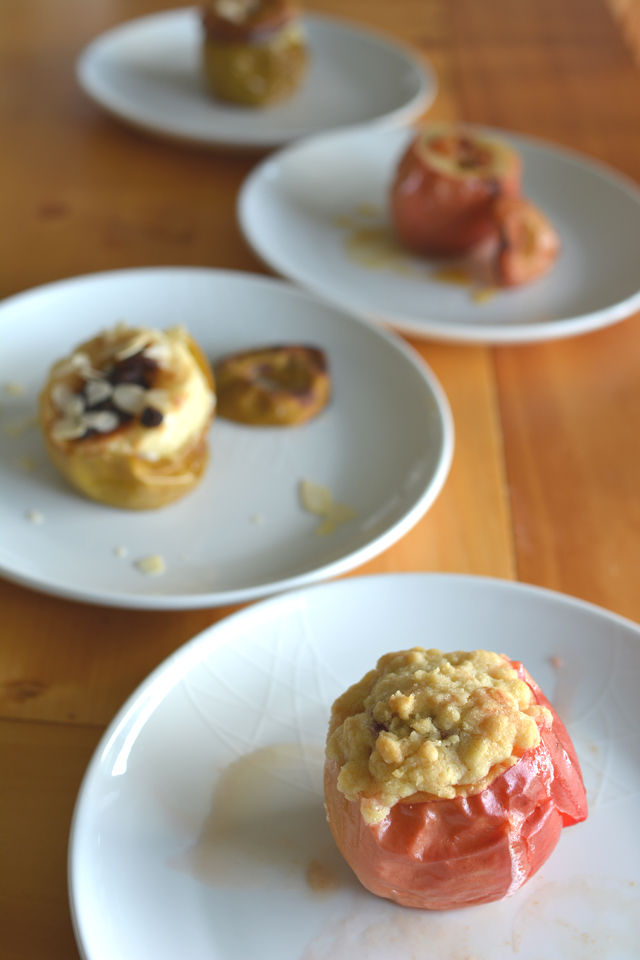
[390,125,522,257]
[201,0,308,107]
[40,324,216,510]
[324,647,587,910]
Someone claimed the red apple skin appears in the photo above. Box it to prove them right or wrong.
[324,660,587,911]
[492,196,561,287]
[390,132,522,257]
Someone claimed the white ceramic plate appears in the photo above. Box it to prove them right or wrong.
[68,572,640,960]
[76,8,437,150]
[239,123,640,342]
[0,268,452,609]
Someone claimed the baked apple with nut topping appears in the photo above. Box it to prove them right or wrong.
[39,324,215,510]
[390,124,522,257]
[201,0,308,107]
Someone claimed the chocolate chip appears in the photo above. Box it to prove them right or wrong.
[141,406,163,427]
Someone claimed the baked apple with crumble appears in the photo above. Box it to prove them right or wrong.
[324,647,587,910]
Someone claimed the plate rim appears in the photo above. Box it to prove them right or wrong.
[0,266,454,610]
[75,7,438,151]
[238,121,640,343]
[67,570,640,960]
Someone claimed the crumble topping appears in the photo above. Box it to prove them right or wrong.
[326,647,552,824]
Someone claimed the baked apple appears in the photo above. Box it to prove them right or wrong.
[40,324,215,510]
[201,0,308,107]
[324,647,587,910]
[492,195,561,287]
[390,124,522,257]
[214,344,330,426]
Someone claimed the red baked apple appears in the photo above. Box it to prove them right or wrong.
[491,195,561,287]
[390,125,522,257]
[324,658,587,910]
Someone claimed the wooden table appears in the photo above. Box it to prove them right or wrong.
[2,1,640,956]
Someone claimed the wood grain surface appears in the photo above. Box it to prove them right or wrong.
[1,1,640,957]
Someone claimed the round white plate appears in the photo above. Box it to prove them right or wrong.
[0,268,452,609]
[76,8,437,150]
[239,123,640,342]
[68,572,640,960]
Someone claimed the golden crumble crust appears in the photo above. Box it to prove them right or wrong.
[326,648,552,824]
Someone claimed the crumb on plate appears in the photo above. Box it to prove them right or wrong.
[134,554,166,576]
[4,381,25,396]
[14,456,39,472]
[299,478,356,535]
